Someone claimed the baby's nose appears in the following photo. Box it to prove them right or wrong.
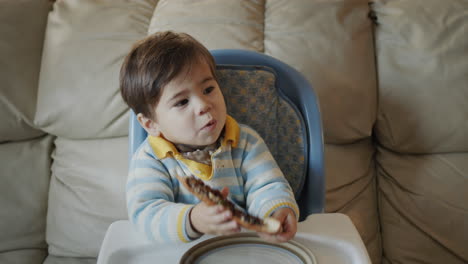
[197,99,211,115]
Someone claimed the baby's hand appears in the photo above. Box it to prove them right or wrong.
[257,207,297,243]
[190,187,240,235]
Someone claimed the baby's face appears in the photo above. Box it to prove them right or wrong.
[151,59,227,147]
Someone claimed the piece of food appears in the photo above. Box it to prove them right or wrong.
[178,175,281,234]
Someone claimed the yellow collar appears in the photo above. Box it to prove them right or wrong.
[149,115,239,159]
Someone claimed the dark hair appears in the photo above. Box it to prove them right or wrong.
[119,31,217,119]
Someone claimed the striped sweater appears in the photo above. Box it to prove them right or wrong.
[126,116,299,243]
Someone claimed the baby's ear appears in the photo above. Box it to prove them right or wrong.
[136,113,161,137]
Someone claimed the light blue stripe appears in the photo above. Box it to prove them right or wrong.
[127,189,172,209]
[247,177,280,195]
[227,185,243,196]
[213,151,232,160]
[212,167,239,179]
[131,199,155,224]
[243,160,279,179]
[250,186,290,210]
[145,207,160,241]
[229,148,245,160]
[214,148,246,160]
[130,159,167,171]
[127,176,172,191]
[240,132,260,148]
[250,187,291,210]
[158,206,171,241]
[242,143,268,162]
[212,172,236,179]
[177,193,198,204]
[167,159,186,169]
[234,168,242,179]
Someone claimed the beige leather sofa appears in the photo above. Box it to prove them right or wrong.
[1,0,467,263]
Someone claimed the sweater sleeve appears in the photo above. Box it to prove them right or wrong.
[239,127,300,219]
[126,142,196,243]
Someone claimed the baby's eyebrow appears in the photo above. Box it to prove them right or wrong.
[199,76,214,85]
[168,90,188,103]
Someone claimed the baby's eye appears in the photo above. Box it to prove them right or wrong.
[203,86,215,95]
[174,99,189,107]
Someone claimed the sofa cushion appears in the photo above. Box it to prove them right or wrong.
[264,0,377,144]
[374,0,468,153]
[35,0,157,139]
[43,256,96,264]
[0,0,50,141]
[46,137,128,257]
[378,148,468,263]
[0,136,53,263]
[148,0,264,51]
[373,0,468,263]
[0,250,47,264]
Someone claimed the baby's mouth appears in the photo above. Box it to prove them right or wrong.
[202,120,217,130]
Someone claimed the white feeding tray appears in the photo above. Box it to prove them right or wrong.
[180,233,317,264]
[97,213,371,264]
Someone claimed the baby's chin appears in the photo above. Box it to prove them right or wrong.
[176,136,220,149]
[195,136,221,148]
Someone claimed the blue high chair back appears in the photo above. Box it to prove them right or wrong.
[128,49,324,221]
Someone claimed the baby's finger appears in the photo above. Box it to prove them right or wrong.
[220,187,230,198]
[206,204,225,215]
[215,220,239,234]
[276,231,294,242]
[211,209,232,223]
[257,232,279,243]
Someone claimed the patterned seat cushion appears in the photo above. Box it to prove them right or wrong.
[216,65,306,198]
